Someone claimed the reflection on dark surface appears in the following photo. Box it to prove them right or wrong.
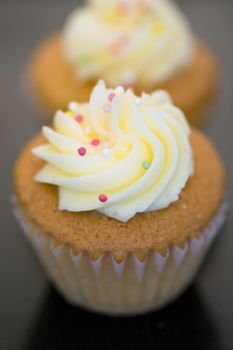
[25,286,222,350]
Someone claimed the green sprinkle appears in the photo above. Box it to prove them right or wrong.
[82,57,91,65]
[142,161,151,170]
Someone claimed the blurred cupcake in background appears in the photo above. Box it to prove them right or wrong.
[14,81,226,316]
[29,0,218,124]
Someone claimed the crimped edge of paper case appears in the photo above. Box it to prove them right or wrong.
[13,197,227,316]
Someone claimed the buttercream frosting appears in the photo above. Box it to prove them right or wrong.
[63,0,194,86]
[33,81,193,222]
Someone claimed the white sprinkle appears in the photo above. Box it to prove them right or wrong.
[103,104,111,113]
[135,97,141,106]
[102,148,111,158]
[68,101,78,112]
[115,86,124,94]
[84,126,91,135]
[102,141,109,149]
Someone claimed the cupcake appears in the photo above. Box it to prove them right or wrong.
[14,81,226,316]
[30,0,218,124]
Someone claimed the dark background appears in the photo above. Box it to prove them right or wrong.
[0,0,232,349]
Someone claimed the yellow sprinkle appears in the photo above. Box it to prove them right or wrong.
[115,150,124,159]
[95,51,111,65]
[151,19,166,36]
[65,111,74,118]
[106,12,122,25]
[89,132,96,139]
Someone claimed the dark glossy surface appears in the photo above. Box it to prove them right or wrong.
[0,0,232,349]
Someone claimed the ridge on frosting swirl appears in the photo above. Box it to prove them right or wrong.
[63,0,194,87]
[33,81,193,222]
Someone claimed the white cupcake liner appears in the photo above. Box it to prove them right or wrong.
[13,199,227,316]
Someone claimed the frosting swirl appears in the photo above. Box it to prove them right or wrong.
[63,0,194,86]
[33,81,193,222]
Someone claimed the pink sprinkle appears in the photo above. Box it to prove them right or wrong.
[103,104,111,113]
[110,35,129,55]
[99,194,108,203]
[75,114,84,123]
[77,147,86,156]
[138,2,150,13]
[91,138,100,146]
[122,81,134,89]
[117,2,129,15]
[108,93,116,102]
